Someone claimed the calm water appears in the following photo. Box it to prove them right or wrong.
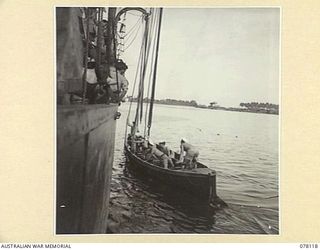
[108,103,279,234]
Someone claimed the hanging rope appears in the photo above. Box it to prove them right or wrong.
[141,18,149,121]
[126,31,146,123]
[123,20,143,52]
[82,8,90,104]
[122,15,142,39]
[111,15,121,97]
[143,9,159,137]
[124,8,164,142]
[135,10,152,127]
[127,11,143,17]
[116,15,143,58]
[147,8,163,136]
[134,18,145,128]
[138,9,158,124]
[124,37,145,143]
[96,8,103,74]
[133,8,160,134]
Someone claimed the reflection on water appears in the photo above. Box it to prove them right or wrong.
[108,103,279,234]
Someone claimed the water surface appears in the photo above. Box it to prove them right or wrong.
[108,103,279,234]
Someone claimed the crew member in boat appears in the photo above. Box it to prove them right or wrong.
[128,121,137,136]
[127,121,145,153]
[146,140,174,169]
[129,132,144,154]
[177,138,199,169]
[158,141,175,159]
[106,59,129,103]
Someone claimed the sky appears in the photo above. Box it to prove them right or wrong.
[119,8,280,107]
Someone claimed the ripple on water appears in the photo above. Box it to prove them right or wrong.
[108,103,279,234]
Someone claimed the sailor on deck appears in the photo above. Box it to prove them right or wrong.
[106,59,129,102]
[177,138,199,169]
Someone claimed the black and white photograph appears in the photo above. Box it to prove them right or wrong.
[56,6,279,234]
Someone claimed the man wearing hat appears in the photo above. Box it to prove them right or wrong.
[177,138,199,169]
[158,141,175,159]
[146,140,174,169]
[106,59,129,102]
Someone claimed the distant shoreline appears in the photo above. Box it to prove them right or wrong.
[161,102,279,115]
[127,98,279,115]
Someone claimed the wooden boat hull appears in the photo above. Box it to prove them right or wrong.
[124,144,220,205]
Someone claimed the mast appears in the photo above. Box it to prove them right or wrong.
[140,14,150,123]
[132,9,150,133]
[147,8,163,137]
[118,8,153,140]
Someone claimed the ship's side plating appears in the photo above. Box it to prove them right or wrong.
[56,7,118,234]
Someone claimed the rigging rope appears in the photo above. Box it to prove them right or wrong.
[116,15,143,58]
[127,12,143,17]
[147,8,163,137]
[138,9,159,125]
[135,17,146,127]
[96,8,103,71]
[112,16,121,95]
[123,20,143,52]
[121,15,142,39]
[137,15,150,124]
[82,8,90,104]
[143,9,160,137]
[125,8,163,141]
[124,40,145,143]
[127,34,146,120]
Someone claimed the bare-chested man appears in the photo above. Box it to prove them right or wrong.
[177,138,199,169]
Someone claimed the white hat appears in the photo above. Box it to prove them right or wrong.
[181,138,187,143]
[148,139,154,146]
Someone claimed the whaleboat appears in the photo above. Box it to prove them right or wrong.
[124,142,223,205]
[122,8,226,207]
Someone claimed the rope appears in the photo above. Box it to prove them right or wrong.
[127,11,143,17]
[116,15,143,58]
[127,36,145,121]
[112,18,120,98]
[125,8,162,140]
[123,20,143,52]
[82,8,90,104]
[138,17,150,123]
[138,9,157,124]
[134,19,145,127]
[96,8,103,73]
[143,9,159,137]
[125,25,148,142]
[137,18,147,125]
[147,8,163,136]
[122,15,142,39]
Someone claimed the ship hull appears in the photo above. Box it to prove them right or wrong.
[56,104,118,234]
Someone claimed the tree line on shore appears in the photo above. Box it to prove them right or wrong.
[129,97,199,107]
[127,97,279,115]
[240,102,279,110]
